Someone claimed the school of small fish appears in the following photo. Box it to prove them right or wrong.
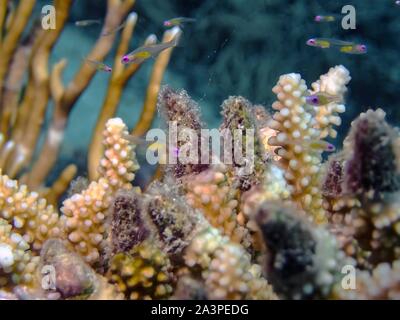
[74,16,193,73]
[75,8,369,118]
[309,10,368,55]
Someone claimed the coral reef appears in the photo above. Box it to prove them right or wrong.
[183,227,277,300]
[0,1,399,300]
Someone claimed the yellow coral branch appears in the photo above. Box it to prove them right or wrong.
[25,0,136,188]
[0,0,8,42]
[5,0,72,181]
[61,118,139,265]
[0,172,62,252]
[0,0,36,105]
[269,73,326,223]
[0,38,32,136]
[22,59,67,188]
[0,218,39,289]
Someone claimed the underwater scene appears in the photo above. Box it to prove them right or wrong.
[0,0,400,301]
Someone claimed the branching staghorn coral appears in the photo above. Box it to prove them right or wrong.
[310,65,351,139]
[61,118,139,266]
[183,227,277,300]
[184,162,251,247]
[0,172,61,251]
[268,71,337,223]
[108,240,174,300]
[0,218,39,289]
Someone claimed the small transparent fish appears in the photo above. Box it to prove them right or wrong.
[163,17,196,28]
[75,19,101,27]
[339,44,367,55]
[306,140,336,152]
[84,59,112,73]
[314,15,336,22]
[306,38,354,49]
[280,137,336,153]
[101,22,126,36]
[121,35,180,65]
[306,92,341,106]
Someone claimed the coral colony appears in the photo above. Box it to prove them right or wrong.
[0,0,400,301]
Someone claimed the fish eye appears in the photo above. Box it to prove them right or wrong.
[121,56,130,64]
[312,97,318,103]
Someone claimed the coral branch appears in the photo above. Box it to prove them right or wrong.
[0,218,39,289]
[0,0,36,105]
[184,227,277,300]
[0,172,61,251]
[61,118,139,266]
[311,65,351,139]
[25,0,135,188]
[268,73,327,223]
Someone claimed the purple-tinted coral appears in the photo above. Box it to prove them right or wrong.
[220,96,266,191]
[157,86,209,178]
[110,191,150,254]
[344,109,400,200]
[322,154,344,199]
[145,180,202,260]
[255,201,348,299]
